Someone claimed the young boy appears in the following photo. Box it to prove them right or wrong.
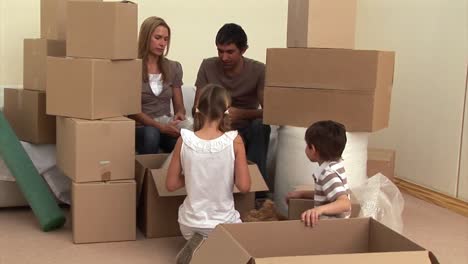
[286,120,352,227]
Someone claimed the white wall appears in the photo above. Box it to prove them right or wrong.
[458,68,468,202]
[1,0,467,199]
[355,0,467,196]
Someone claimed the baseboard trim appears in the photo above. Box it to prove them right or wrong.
[394,177,468,217]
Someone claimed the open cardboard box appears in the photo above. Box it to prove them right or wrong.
[135,154,269,238]
[191,218,439,263]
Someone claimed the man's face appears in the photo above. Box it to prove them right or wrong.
[217,43,244,70]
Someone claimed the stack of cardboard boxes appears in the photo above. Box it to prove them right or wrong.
[3,34,66,144]
[42,0,140,244]
[264,0,396,215]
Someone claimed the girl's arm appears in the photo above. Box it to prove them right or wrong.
[233,135,251,193]
[166,138,184,191]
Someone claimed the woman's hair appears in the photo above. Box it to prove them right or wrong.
[138,16,171,83]
[194,84,231,132]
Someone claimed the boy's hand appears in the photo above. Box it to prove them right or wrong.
[301,207,323,227]
[285,190,304,204]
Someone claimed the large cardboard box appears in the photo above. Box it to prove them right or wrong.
[135,154,269,238]
[23,39,66,91]
[72,180,136,244]
[288,198,361,220]
[47,57,141,119]
[3,89,56,144]
[264,48,395,132]
[40,0,96,40]
[191,218,439,263]
[368,148,396,181]
[57,116,135,183]
[288,0,356,48]
[67,1,137,59]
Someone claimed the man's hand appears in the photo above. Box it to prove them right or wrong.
[301,207,324,227]
[228,107,243,126]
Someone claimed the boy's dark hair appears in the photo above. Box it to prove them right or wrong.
[305,120,347,161]
[215,23,248,50]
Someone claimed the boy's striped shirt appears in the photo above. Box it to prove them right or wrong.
[313,159,350,218]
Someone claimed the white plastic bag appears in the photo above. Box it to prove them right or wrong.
[352,173,405,233]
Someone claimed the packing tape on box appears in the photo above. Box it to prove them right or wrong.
[99,160,111,181]
[273,126,368,216]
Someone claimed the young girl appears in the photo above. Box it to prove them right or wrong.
[166,84,251,263]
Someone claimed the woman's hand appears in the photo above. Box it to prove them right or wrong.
[160,121,180,138]
[173,112,186,121]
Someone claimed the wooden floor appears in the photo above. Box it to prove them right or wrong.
[0,193,466,264]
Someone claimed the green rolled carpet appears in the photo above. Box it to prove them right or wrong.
[0,111,65,231]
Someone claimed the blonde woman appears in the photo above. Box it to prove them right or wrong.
[130,16,187,154]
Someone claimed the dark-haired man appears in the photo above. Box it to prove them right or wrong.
[194,23,271,183]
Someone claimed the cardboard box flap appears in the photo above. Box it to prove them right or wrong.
[234,162,269,193]
[135,154,168,202]
[254,251,432,264]
[191,225,251,264]
[136,154,168,169]
[369,218,425,252]
[222,219,370,258]
[152,162,269,197]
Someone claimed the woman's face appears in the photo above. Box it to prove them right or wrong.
[150,25,169,57]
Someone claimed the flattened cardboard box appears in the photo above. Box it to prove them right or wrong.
[368,148,396,181]
[72,180,136,244]
[41,0,97,40]
[67,1,137,59]
[3,89,56,144]
[47,57,141,119]
[23,39,66,91]
[135,154,269,238]
[191,218,439,264]
[264,48,395,132]
[288,0,356,48]
[57,117,135,183]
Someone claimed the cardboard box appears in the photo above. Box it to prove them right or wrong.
[41,0,97,40]
[3,89,56,144]
[135,154,269,238]
[288,0,356,48]
[264,48,395,132]
[368,148,396,181]
[23,39,66,91]
[191,218,440,263]
[47,57,141,119]
[57,117,135,183]
[72,180,136,244]
[288,198,361,220]
[67,1,137,59]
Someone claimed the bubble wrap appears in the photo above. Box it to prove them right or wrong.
[352,173,404,233]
